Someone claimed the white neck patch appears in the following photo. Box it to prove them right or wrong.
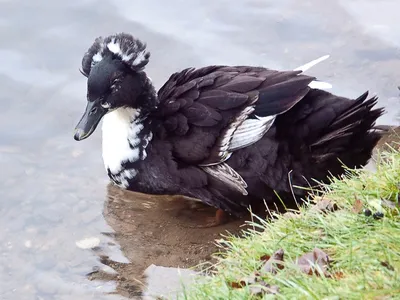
[102,107,144,174]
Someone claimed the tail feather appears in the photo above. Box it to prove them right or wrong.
[329,93,379,130]
[294,55,332,90]
[310,91,385,170]
[294,55,330,72]
[241,88,385,210]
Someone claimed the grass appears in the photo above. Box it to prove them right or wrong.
[180,146,400,300]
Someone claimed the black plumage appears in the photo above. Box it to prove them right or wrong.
[74,33,385,218]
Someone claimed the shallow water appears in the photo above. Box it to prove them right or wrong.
[0,0,399,299]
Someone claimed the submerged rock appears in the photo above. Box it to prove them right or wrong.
[142,264,198,299]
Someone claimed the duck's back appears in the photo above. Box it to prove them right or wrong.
[146,66,384,215]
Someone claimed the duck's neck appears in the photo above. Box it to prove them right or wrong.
[102,107,153,187]
[101,74,158,188]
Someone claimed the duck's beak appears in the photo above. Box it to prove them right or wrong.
[74,100,107,141]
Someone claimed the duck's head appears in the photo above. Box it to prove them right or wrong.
[74,33,152,141]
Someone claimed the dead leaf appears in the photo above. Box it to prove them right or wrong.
[332,271,344,280]
[230,281,245,289]
[311,199,338,213]
[352,198,363,214]
[229,273,257,289]
[296,248,330,277]
[261,249,284,274]
[259,254,271,261]
[229,249,282,295]
[229,273,279,295]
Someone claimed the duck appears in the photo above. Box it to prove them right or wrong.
[73,32,385,226]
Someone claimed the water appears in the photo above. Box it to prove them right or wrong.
[0,0,399,299]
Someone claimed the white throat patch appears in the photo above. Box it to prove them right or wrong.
[101,107,144,174]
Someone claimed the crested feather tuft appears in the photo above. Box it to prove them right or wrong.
[81,32,150,77]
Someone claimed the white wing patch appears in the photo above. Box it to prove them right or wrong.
[229,115,275,152]
[217,106,255,156]
[200,97,276,167]
[201,163,248,195]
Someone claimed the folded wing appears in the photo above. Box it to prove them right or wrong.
[155,59,327,196]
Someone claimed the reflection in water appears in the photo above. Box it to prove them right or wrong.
[89,184,254,298]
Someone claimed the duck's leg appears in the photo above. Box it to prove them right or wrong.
[187,208,230,228]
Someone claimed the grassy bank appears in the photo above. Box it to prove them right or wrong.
[182,145,400,299]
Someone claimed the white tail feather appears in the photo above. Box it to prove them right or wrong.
[294,55,330,72]
[294,55,332,90]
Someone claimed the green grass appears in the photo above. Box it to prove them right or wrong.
[181,147,400,300]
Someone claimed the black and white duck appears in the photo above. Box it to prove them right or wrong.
[74,33,384,226]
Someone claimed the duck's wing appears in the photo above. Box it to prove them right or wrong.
[155,65,318,195]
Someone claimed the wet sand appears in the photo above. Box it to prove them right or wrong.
[0,0,399,299]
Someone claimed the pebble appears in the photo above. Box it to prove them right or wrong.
[75,237,100,249]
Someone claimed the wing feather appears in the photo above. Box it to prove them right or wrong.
[201,163,248,195]
[183,102,222,126]
[197,90,249,109]
[155,58,328,197]
[229,115,276,152]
